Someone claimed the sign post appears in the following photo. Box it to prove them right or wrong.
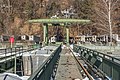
[9,37,14,48]
[9,36,16,73]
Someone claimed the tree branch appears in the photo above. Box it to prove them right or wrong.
[95,9,108,21]
[102,0,109,12]
[111,0,119,9]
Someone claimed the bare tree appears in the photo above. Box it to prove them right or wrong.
[0,0,12,34]
[93,0,120,45]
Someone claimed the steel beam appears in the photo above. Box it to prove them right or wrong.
[43,24,48,45]
[28,19,90,24]
[28,19,90,45]
[66,27,69,45]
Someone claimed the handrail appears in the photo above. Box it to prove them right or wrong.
[69,48,93,80]
[0,44,41,75]
[74,45,120,66]
[28,45,62,80]
[0,44,40,62]
[73,45,120,80]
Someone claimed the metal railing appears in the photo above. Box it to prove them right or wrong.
[0,46,24,74]
[0,44,41,62]
[73,45,120,80]
[28,45,62,80]
[0,44,40,74]
[0,46,23,62]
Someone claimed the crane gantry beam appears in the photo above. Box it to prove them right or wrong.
[28,19,90,45]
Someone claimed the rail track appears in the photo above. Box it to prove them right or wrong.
[69,47,110,80]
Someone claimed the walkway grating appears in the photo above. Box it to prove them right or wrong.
[55,48,83,80]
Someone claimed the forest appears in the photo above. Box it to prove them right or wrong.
[0,0,120,41]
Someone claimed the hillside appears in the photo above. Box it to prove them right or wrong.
[0,0,120,41]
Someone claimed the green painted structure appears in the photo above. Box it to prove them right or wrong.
[73,45,120,80]
[28,19,90,45]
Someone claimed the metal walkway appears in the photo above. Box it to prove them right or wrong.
[0,45,39,75]
[55,48,82,80]
[1,44,120,80]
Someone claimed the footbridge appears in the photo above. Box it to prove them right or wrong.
[27,44,120,80]
[24,44,120,80]
[0,44,120,80]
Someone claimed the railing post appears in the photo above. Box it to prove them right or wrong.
[14,47,16,74]
[5,49,7,62]
[5,49,7,70]
[11,48,12,59]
